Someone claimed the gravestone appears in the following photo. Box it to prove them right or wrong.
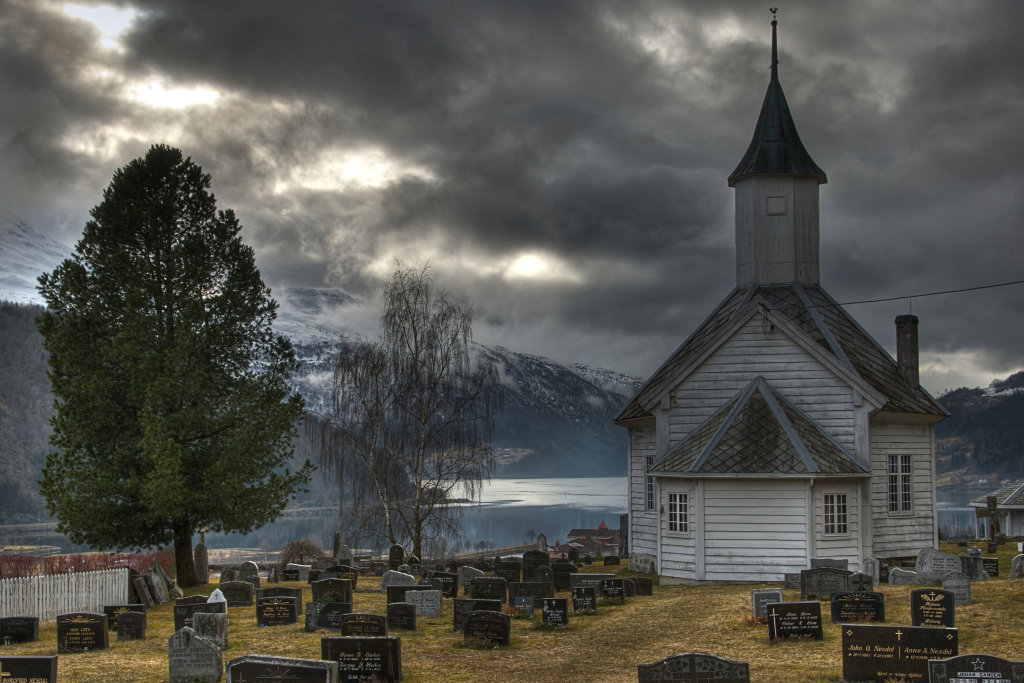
[380,570,416,594]
[429,571,457,598]
[256,596,298,626]
[600,578,626,604]
[513,595,534,616]
[386,584,434,606]
[285,563,312,582]
[508,582,554,606]
[983,556,999,577]
[453,599,501,632]
[888,567,920,585]
[810,557,848,570]
[521,550,550,582]
[153,559,183,599]
[583,555,594,565]
[306,602,353,632]
[282,568,300,581]
[910,588,955,628]
[534,565,554,586]
[494,561,521,584]
[750,589,783,620]
[193,542,210,584]
[959,546,986,581]
[387,602,416,631]
[56,612,108,653]
[407,589,442,618]
[321,635,402,683]
[570,573,616,591]
[551,561,577,591]
[207,588,227,605]
[463,611,511,647]
[219,568,237,584]
[335,543,355,568]
[628,553,655,574]
[312,578,352,604]
[568,548,580,565]
[116,610,146,641]
[942,571,972,606]
[388,543,405,570]
[235,563,259,588]
[841,624,957,683]
[192,612,229,651]
[458,566,485,594]
[146,568,169,604]
[257,587,304,615]
[632,577,654,596]
[1011,554,1024,578]
[168,627,222,683]
[174,597,226,632]
[637,652,750,683]
[339,612,388,637]
[572,587,597,613]
[0,655,58,682]
[848,572,874,592]
[916,547,962,582]
[226,654,338,682]
[221,580,255,607]
[783,573,801,590]
[0,617,38,645]
[929,653,1024,683]
[765,602,823,641]
[829,591,885,624]
[603,555,621,566]
[468,577,506,603]
[541,598,569,627]
[134,575,156,607]
[623,578,637,598]
[800,567,851,600]
[861,557,880,584]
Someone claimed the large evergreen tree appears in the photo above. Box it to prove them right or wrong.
[37,144,311,586]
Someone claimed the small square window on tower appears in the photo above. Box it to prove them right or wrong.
[766,194,787,215]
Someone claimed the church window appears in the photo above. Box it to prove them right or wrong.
[823,493,848,534]
[888,454,912,512]
[646,456,655,511]
[766,194,787,215]
[668,492,688,532]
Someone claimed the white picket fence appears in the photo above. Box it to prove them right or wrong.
[0,568,129,622]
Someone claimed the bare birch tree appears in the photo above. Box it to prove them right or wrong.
[314,263,502,557]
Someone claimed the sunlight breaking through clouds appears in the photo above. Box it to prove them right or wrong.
[273,147,436,194]
[62,3,140,51]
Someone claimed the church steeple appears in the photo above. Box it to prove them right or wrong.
[730,8,826,287]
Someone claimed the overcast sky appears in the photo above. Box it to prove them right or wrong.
[2,0,1023,395]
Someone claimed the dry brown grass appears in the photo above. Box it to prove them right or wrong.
[4,542,1023,682]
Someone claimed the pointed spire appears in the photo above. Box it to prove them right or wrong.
[728,8,826,187]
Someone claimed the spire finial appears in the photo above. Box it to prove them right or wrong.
[769,7,779,82]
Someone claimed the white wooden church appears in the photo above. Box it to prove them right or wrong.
[615,16,947,584]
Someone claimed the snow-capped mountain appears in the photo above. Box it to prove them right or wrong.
[1,215,641,477]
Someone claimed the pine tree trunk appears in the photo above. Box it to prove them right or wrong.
[173,524,198,587]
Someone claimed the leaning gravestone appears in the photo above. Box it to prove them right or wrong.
[453,599,501,632]
[256,596,298,626]
[750,589,783,620]
[572,586,597,613]
[146,568,169,605]
[637,652,750,683]
[168,627,222,683]
[193,542,210,584]
[929,653,1024,683]
[226,655,338,682]
[842,624,957,683]
[116,610,146,641]
[192,612,229,651]
[56,612,108,653]
[387,602,416,631]
[380,570,416,594]
[463,611,511,647]
[0,655,58,682]
[942,571,972,606]
[339,613,388,637]
[916,547,962,583]
[765,602,823,641]
[1,617,39,644]
[541,598,569,628]
[134,575,156,607]
[800,567,851,600]
[829,591,885,624]
[321,635,402,683]
[221,580,255,607]
[407,589,442,618]
[910,588,955,627]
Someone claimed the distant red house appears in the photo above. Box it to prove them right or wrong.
[549,521,620,558]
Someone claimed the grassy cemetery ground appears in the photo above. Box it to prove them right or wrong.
[4,541,1023,682]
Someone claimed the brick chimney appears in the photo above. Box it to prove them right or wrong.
[895,314,920,386]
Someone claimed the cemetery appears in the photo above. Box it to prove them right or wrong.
[0,542,1022,681]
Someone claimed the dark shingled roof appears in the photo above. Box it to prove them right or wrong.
[728,18,826,187]
[614,283,948,424]
[651,377,869,476]
[970,479,1024,508]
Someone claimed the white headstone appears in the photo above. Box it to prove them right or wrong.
[380,570,416,593]
[406,589,442,618]
[207,588,226,604]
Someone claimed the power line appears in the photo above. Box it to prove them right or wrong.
[835,279,1024,307]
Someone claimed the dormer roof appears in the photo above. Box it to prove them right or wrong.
[728,14,826,187]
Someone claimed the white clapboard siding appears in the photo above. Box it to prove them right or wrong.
[628,426,659,555]
[0,568,129,622]
[868,422,937,556]
[702,480,808,581]
[812,480,862,564]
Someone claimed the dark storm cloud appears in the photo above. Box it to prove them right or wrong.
[4,0,1024,391]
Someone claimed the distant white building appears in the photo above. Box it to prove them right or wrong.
[615,15,947,584]
[970,480,1024,538]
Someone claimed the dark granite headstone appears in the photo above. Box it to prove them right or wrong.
[226,654,338,682]
[430,571,457,598]
[0,655,58,682]
[750,589,783,619]
[282,568,301,581]
[603,555,621,566]
[339,612,387,637]
[508,581,554,606]
[766,602,823,641]
[550,561,577,591]
[600,578,626,604]
[133,575,156,607]
[0,617,39,645]
[570,573,615,591]
[219,568,237,583]
[257,587,304,615]
[307,602,354,632]
[800,567,851,600]
[174,597,226,631]
[221,580,255,606]
[453,599,501,632]
[541,598,569,627]
[116,610,147,641]
[568,548,580,564]
[929,653,1024,683]
[848,572,874,592]
[386,602,416,631]
[256,596,298,626]
[312,578,353,605]
[322,635,402,683]
[571,587,597,613]
[463,611,511,647]
[983,556,1000,578]
[842,624,957,683]
[632,577,654,596]
[468,577,506,603]
[494,561,521,584]
[534,565,554,586]
[168,627,222,683]
[810,557,848,570]
[783,573,801,590]
[637,652,750,683]
[388,543,405,570]
[829,591,885,624]
[103,604,146,633]
[513,595,534,616]
[56,612,108,653]
[910,588,955,627]
[521,550,550,582]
